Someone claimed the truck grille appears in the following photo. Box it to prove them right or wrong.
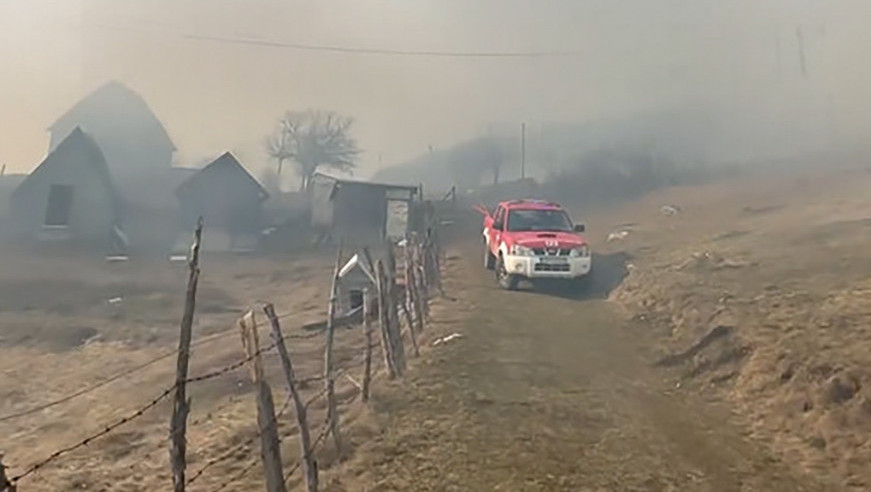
[534,263,571,272]
[532,248,571,256]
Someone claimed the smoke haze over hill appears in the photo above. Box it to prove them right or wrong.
[3,1,871,183]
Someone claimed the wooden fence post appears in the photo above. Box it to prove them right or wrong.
[375,259,397,379]
[263,304,318,492]
[239,311,287,492]
[399,302,420,357]
[361,288,374,402]
[408,236,426,333]
[414,240,431,319]
[429,228,445,296]
[170,218,202,492]
[424,229,438,291]
[381,250,407,374]
[324,244,344,456]
[0,453,15,492]
[400,239,420,357]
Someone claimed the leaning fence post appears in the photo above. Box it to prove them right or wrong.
[361,288,374,403]
[430,228,445,296]
[324,243,344,456]
[398,301,420,357]
[414,239,431,319]
[239,311,287,492]
[408,236,426,333]
[170,217,202,492]
[263,304,318,492]
[0,453,15,492]
[375,259,397,379]
[400,239,420,357]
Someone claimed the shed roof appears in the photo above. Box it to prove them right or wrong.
[312,171,419,193]
[13,127,117,205]
[49,80,175,151]
[175,152,269,201]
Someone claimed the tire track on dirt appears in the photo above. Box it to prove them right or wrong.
[335,243,829,491]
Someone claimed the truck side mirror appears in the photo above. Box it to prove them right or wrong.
[574,224,585,233]
[493,222,504,231]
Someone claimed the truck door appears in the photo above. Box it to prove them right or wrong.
[489,205,505,252]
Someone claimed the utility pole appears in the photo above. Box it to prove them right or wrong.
[796,26,807,79]
[774,31,782,80]
[520,122,526,180]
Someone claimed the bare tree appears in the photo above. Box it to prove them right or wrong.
[265,110,360,190]
[265,119,295,176]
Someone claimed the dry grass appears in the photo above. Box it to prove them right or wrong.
[598,166,871,489]
[0,247,377,491]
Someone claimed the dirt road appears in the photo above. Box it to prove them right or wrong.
[335,244,831,491]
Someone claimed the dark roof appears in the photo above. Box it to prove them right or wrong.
[312,171,419,192]
[175,152,269,201]
[13,127,118,205]
[49,80,175,151]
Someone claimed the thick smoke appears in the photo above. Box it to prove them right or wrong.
[1,0,870,179]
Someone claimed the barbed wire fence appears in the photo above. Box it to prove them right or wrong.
[0,206,445,492]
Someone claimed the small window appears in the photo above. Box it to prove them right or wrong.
[494,206,505,223]
[44,184,74,226]
[349,289,364,310]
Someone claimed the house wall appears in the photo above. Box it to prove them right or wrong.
[334,183,388,231]
[177,169,264,234]
[330,184,388,245]
[10,156,116,244]
[309,180,335,229]
[309,177,419,245]
[51,125,172,185]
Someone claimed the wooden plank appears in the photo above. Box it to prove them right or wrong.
[324,244,344,456]
[257,381,287,492]
[263,304,318,492]
[239,312,286,492]
[382,248,407,374]
[170,218,202,492]
[362,288,374,403]
[375,259,396,379]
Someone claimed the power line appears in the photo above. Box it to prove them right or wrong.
[184,34,584,58]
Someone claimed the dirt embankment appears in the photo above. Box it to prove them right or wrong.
[597,168,871,488]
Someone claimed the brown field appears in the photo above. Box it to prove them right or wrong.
[0,246,380,491]
[5,165,871,491]
[602,166,871,489]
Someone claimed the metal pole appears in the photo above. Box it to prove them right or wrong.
[521,122,526,180]
[796,26,807,79]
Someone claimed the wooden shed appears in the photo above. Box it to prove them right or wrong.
[309,172,418,245]
[174,152,268,252]
[10,128,120,245]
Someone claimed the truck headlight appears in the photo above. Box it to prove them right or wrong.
[510,245,535,256]
[570,245,590,257]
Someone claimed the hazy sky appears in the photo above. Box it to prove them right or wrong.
[2,0,869,178]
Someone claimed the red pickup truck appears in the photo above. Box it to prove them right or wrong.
[481,199,591,290]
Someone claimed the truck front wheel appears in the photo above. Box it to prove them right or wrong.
[495,255,520,290]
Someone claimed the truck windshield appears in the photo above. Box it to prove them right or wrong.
[507,209,573,232]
